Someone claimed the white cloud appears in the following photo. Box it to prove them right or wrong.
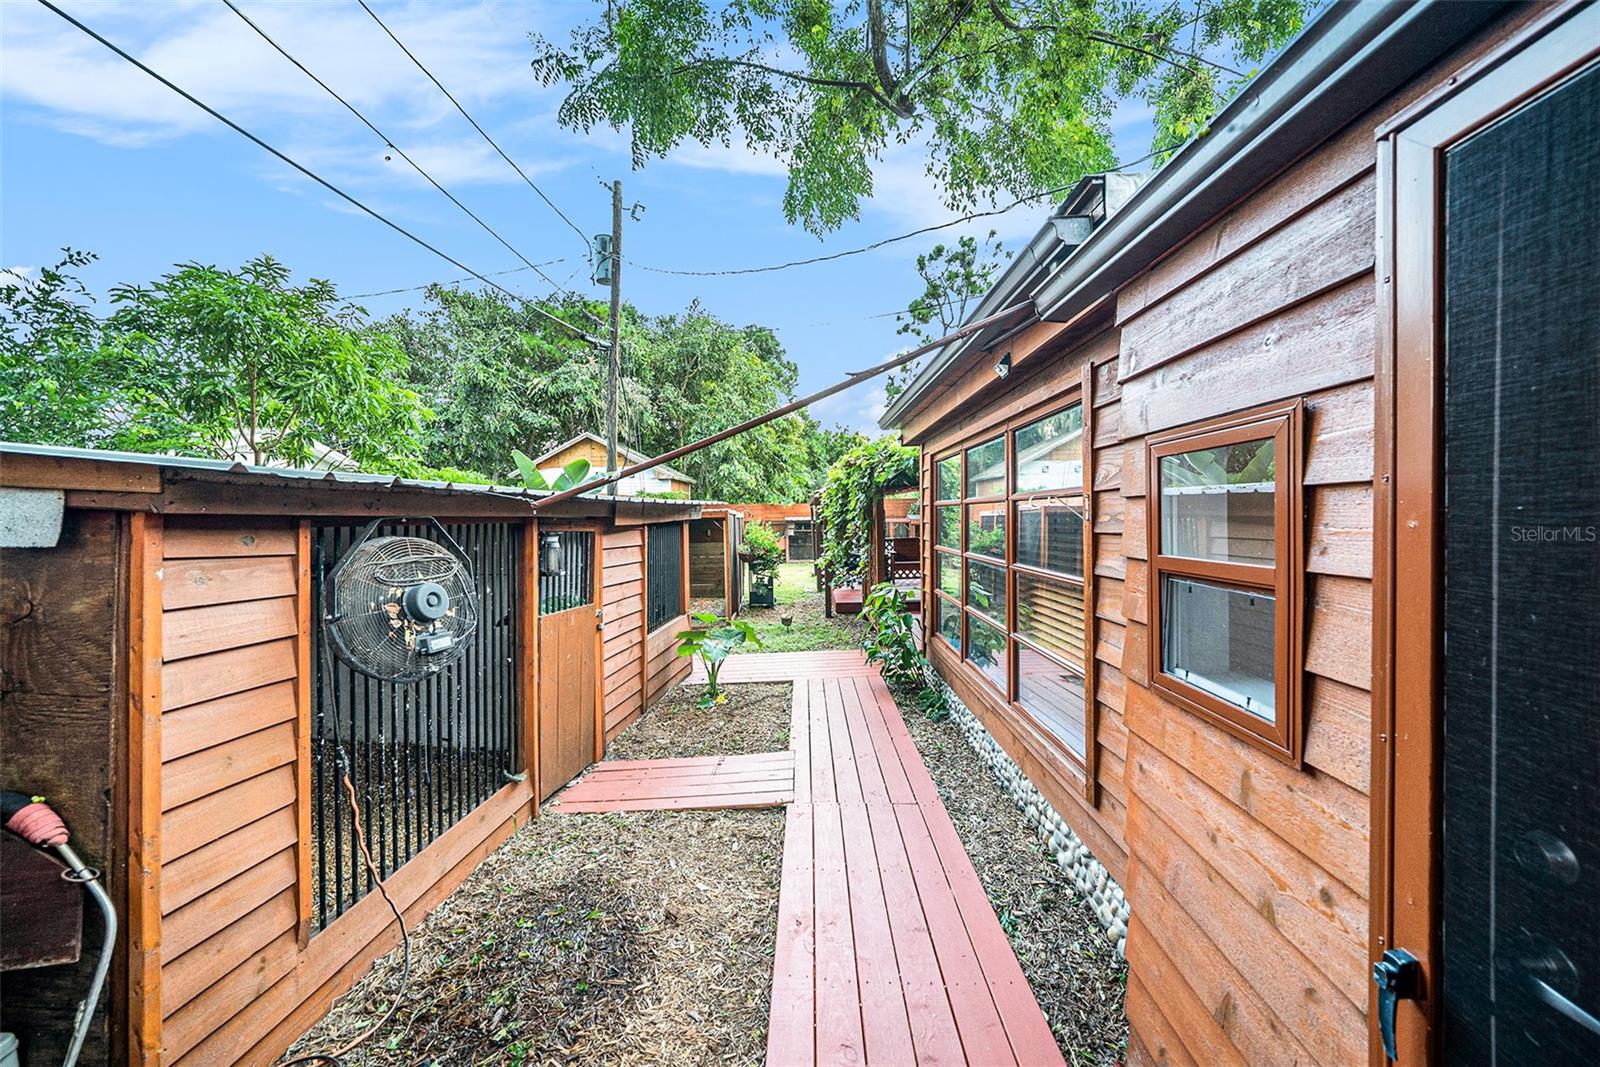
[1,0,568,182]
[811,379,889,434]
[665,138,788,179]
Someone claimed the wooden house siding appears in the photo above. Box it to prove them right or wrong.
[895,14,1541,1064]
[601,526,646,739]
[130,515,541,1066]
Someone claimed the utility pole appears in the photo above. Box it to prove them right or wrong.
[605,179,622,496]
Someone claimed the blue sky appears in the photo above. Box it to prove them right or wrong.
[1,0,1154,433]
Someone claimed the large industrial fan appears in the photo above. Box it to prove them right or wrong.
[323,518,479,683]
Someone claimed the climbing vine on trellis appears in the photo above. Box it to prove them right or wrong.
[816,436,918,586]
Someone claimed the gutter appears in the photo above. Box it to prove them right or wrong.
[881,0,1513,428]
[1033,0,1512,327]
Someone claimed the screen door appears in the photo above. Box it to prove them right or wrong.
[1439,59,1600,1062]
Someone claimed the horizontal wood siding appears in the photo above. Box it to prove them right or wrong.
[644,612,690,708]
[156,520,303,1058]
[601,527,646,739]
[146,517,538,1065]
[1109,89,1393,1067]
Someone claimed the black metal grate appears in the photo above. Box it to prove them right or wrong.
[538,530,593,614]
[646,523,683,631]
[309,519,522,931]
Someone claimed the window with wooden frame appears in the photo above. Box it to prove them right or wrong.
[930,392,1093,765]
[1146,399,1304,762]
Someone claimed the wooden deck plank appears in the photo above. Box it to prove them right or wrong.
[767,803,816,1066]
[552,791,792,814]
[791,679,812,806]
[862,798,968,1067]
[540,650,1062,1066]
[824,678,864,806]
[812,802,866,1065]
[838,800,917,1064]
[893,802,1019,1065]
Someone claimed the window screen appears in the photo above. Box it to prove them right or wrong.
[646,523,684,631]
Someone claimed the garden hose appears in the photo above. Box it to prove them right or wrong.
[0,792,117,1067]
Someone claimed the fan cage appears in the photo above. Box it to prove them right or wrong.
[310,519,522,931]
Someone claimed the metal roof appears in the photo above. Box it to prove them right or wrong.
[881,0,1513,428]
[0,442,716,508]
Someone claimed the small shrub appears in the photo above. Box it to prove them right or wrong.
[861,583,949,721]
[675,610,762,707]
[740,520,784,580]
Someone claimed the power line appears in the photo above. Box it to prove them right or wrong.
[345,260,564,300]
[222,0,582,309]
[36,0,605,347]
[357,0,592,253]
[628,146,1167,278]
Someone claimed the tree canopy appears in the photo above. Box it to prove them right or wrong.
[389,284,862,500]
[1,250,860,501]
[1,250,428,472]
[531,0,1313,233]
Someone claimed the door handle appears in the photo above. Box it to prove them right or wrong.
[1531,977,1600,1037]
[1373,948,1421,1061]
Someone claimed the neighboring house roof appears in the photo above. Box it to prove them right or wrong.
[533,432,695,484]
[881,0,1511,428]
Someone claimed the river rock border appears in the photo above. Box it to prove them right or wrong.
[935,679,1130,959]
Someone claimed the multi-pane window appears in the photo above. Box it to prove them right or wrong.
[1147,400,1302,761]
[931,400,1091,762]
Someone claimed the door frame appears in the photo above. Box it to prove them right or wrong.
[1371,6,1600,1063]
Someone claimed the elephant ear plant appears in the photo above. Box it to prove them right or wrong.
[677,611,763,707]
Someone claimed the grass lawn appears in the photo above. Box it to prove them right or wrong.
[739,561,863,653]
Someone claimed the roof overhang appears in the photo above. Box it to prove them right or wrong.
[881,0,1514,429]
[0,442,704,522]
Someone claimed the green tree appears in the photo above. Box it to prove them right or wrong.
[887,229,1010,399]
[391,285,853,500]
[1,251,430,472]
[816,434,918,584]
[531,0,1312,233]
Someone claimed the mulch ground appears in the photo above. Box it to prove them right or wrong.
[894,695,1130,1066]
[604,681,792,760]
[284,685,787,1067]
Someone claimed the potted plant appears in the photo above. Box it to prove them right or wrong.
[741,521,783,607]
[676,611,762,707]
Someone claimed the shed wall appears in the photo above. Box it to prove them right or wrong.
[0,510,123,1066]
[126,515,537,1066]
[601,526,646,739]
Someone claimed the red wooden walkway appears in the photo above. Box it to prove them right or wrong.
[547,751,795,812]
[561,650,1064,1066]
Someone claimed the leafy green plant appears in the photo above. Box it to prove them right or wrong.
[817,436,919,587]
[510,451,596,492]
[740,520,785,580]
[1,250,430,471]
[861,583,949,722]
[676,610,763,707]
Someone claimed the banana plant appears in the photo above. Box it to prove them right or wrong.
[511,450,598,492]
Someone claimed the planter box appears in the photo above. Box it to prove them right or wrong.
[749,575,776,608]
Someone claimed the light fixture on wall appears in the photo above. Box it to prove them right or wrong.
[993,351,1012,379]
[539,532,565,577]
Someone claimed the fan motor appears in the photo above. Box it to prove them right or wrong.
[401,581,450,623]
